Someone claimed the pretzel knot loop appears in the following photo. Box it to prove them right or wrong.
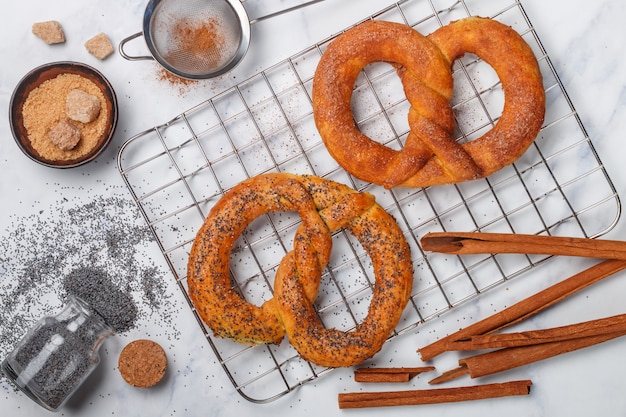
[187,173,413,367]
[312,17,546,189]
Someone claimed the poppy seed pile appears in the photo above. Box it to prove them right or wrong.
[0,191,178,374]
[63,266,138,333]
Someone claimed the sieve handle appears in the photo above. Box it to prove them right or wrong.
[118,32,154,61]
[248,0,326,25]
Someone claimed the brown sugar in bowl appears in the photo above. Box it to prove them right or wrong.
[9,61,118,168]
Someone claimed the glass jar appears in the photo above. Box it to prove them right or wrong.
[1,296,114,411]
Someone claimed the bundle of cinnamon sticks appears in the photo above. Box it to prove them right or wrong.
[338,232,626,409]
[420,232,626,383]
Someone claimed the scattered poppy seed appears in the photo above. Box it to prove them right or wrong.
[0,191,179,385]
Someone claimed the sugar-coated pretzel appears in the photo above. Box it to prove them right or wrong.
[187,173,413,367]
[312,17,545,188]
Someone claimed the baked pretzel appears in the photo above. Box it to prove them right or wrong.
[187,173,413,367]
[312,17,545,188]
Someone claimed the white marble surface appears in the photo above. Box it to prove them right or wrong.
[2,0,626,416]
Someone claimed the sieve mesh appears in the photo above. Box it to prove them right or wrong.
[149,0,244,77]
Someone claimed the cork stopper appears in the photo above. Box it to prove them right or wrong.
[118,339,167,388]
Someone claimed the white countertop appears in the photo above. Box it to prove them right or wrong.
[2,0,626,416]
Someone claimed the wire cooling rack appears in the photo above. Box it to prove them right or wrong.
[118,0,620,403]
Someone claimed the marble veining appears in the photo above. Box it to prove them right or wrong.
[1,1,626,416]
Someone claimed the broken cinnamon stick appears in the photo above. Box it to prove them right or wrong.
[428,364,470,385]
[421,232,626,260]
[354,367,435,383]
[338,380,532,409]
[418,259,626,361]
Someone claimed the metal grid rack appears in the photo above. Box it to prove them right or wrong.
[117,0,620,403]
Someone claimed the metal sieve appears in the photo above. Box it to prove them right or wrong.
[119,0,325,80]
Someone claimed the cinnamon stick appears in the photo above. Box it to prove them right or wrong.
[421,232,626,260]
[466,314,626,349]
[429,318,626,384]
[458,332,623,379]
[337,380,532,409]
[418,259,626,361]
[354,367,435,383]
[428,364,470,385]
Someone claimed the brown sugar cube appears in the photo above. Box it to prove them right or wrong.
[85,33,114,60]
[48,119,81,150]
[32,21,66,44]
[66,89,101,123]
[118,339,167,388]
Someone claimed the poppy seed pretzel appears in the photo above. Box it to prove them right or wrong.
[312,17,545,189]
[187,173,413,367]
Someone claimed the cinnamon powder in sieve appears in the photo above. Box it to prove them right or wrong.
[167,17,226,71]
[22,73,108,161]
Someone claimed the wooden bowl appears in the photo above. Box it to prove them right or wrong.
[9,61,118,168]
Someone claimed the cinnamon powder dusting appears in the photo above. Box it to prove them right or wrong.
[157,67,197,95]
